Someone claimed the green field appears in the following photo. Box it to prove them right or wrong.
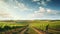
[29,20,60,34]
[0,20,60,34]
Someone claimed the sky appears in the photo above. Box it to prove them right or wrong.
[0,0,60,20]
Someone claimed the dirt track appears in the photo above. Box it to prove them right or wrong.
[32,27,46,34]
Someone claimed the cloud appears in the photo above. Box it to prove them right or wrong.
[46,9,59,15]
[32,0,51,6]
[26,7,45,19]
[0,13,12,18]
[32,0,40,2]
[35,7,58,15]
[0,0,32,20]
[0,0,18,19]
[3,0,30,11]
[0,0,12,18]
[34,7,46,15]
[47,9,51,13]
[0,0,59,20]
[14,0,29,11]
[27,6,59,19]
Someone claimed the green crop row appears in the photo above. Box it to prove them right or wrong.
[30,20,60,34]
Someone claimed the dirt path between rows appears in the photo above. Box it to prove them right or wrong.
[19,27,28,34]
[20,28,27,34]
[32,27,46,34]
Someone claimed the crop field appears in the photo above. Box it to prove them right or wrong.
[0,21,28,34]
[30,20,60,34]
[0,20,60,34]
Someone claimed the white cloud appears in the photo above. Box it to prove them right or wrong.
[39,7,46,13]
[0,0,19,19]
[46,9,58,15]
[0,0,59,20]
[0,0,32,20]
[47,9,51,13]
[26,7,46,19]
[0,0,12,18]
[32,0,40,2]
[32,0,51,6]
[41,1,47,6]
[14,0,29,11]
[26,6,59,20]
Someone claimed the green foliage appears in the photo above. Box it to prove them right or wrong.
[30,20,60,34]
